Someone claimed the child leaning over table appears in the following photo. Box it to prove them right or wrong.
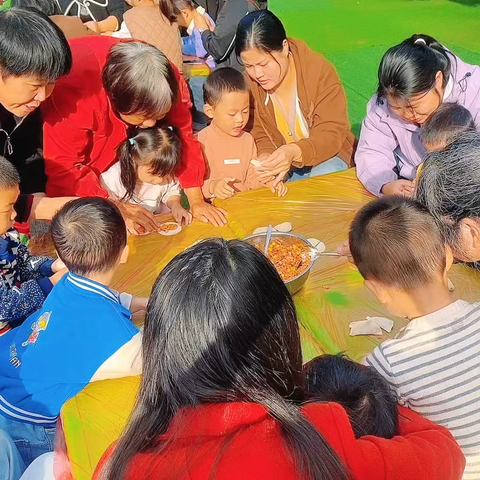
[350,196,480,480]
[100,125,192,228]
[0,198,147,468]
[0,157,65,334]
[199,68,287,200]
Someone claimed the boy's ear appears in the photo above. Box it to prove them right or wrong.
[203,103,214,119]
[120,245,129,265]
[365,279,390,305]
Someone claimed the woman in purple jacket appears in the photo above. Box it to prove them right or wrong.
[355,34,480,197]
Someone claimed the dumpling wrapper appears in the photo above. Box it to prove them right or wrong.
[274,222,292,233]
[253,226,275,235]
[349,319,383,336]
[158,222,182,236]
[366,316,394,333]
[307,238,321,248]
[250,159,262,168]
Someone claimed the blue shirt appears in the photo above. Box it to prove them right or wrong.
[0,272,138,427]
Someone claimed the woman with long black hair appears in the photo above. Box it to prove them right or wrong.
[94,239,464,480]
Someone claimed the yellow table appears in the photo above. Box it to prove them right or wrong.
[61,170,480,479]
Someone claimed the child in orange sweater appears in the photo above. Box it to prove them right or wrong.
[199,68,287,199]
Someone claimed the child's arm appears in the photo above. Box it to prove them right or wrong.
[163,182,192,225]
[364,345,399,393]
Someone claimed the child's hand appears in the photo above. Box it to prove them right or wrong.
[170,203,193,225]
[211,178,237,200]
[274,181,288,197]
[381,180,415,197]
[50,268,68,285]
[51,258,66,273]
[130,296,149,314]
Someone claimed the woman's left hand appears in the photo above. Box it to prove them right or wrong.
[256,144,302,187]
[193,12,211,33]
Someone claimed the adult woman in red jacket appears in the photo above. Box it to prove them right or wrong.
[94,238,465,480]
[42,37,227,232]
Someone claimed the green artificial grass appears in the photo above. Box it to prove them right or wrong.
[272,0,480,135]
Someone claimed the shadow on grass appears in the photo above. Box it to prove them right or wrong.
[449,0,480,5]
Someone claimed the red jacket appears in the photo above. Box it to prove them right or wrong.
[42,36,205,197]
[94,402,465,480]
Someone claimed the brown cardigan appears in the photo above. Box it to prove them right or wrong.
[247,38,356,168]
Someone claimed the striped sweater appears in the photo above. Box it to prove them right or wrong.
[366,300,480,480]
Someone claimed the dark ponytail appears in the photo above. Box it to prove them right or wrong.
[377,34,451,104]
[158,0,177,23]
[235,10,287,56]
[117,125,182,201]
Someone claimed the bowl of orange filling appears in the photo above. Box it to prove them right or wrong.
[243,232,315,295]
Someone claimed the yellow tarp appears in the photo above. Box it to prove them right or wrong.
[61,170,480,479]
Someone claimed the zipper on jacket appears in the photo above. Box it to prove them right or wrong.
[0,116,26,157]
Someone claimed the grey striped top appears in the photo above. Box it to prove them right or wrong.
[366,300,480,480]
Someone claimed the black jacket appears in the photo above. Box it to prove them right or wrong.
[200,0,258,71]
[0,105,46,194]
[59,0,129,25]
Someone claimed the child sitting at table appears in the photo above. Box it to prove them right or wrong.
[0,197,146,467]
[0,157,65,334]
[304,354,398,439]
[199,68,287,199]
[350,195,480,479]
[100,125,192,225]
[416,102,476,179]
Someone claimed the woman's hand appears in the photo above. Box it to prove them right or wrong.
[193,11,211,33]
[115,202,158,236]
[130,296,149,314]
[190,200,228,227]
[381,179,415,197]
[336,240,354,263]
[256,144,302,187]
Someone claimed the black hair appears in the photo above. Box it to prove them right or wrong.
[420,102,475,150]
[0,8,71,82]
[349,196,446,290]
[376,34,451,106]
[235,9,287,57]
[158,0,177,23]
[0,156,20,189]
[117,125,182,201]
[203,67,249,106]
[100,238,348,480]
[51,197,127,276]
[13,0,61,15]
[103,42,178,119]
[304,354,398,439]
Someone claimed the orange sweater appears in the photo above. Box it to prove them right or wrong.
[199,123,262,198]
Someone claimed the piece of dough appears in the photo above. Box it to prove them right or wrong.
[250,159,262,168]
[366,316,394,333]
[253,226,270,235]
[349,319,383,336]
[307,238,321,248]
[315,242,326,253]
[274,222,292,233]
[158,222,182,236]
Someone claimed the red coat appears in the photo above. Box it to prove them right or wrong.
[42,36,205,197]
[94,402,465,480]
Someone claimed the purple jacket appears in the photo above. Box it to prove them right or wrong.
[355,53,480,196]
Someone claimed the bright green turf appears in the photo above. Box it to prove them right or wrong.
[271,0,480,135]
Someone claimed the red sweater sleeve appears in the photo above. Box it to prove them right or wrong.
[166,68,206,189]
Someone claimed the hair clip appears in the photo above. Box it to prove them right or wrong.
[414,38,427,46]
[167,125,173,131]
[129,138,135,146]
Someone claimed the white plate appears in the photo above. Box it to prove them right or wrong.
[158,222,182,236]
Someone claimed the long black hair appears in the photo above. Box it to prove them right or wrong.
[13,0,61,15]
[159,0,177,23]
[117,125,181,201]
[100,239,348,480]
[376,34,451,105]
[235,9,287,57]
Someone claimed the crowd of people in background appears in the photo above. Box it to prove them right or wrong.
[0,1,479,479]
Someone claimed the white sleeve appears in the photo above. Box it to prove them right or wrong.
[100,165,127,200]
[90,332,143,382]
[161,180,182,205]
[111,21,132,39]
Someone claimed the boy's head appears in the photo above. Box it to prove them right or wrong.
[0,8,71,117]
[0,157,20,236]
[173,0,196,28]
[349,197,452,316]
[421,102,475,152]
[203,68,250,137]
[51,198,128,278]
[304,354,398,439]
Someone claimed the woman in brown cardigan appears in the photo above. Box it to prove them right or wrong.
[235,10,356,186]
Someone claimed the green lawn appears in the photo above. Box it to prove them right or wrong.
[272,0,480,135]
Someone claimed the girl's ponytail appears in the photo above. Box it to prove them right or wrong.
[118,136,139,202]
[377,33,451,104]
[158,0,177,23]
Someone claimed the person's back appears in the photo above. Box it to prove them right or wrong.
[349,196,480,479]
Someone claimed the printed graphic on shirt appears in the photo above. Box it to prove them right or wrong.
[224,159,241,165]
[9,343,20,368]
[22,311,51,347]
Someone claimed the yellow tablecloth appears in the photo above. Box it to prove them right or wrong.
[61,170,480,479]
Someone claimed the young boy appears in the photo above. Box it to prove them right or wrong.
[199,68,287,199]
[350,196,480,479]
[304,354,398,439]
[0,157,65,333]
[0,197,146,467]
